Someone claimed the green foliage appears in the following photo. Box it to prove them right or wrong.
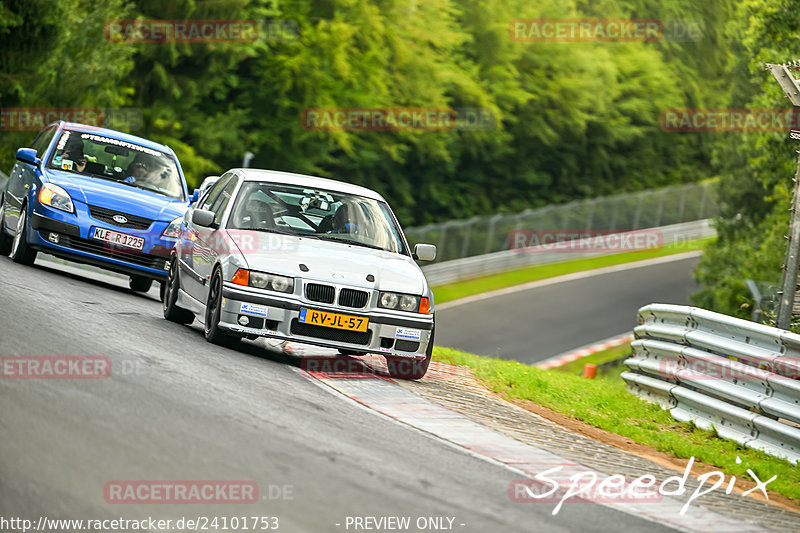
[1,0,738,226]
[0,0,135,171]
[691,0,800,317]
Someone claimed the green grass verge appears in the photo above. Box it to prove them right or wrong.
[554,341,632,375]
[432,346,800,501]
[432,237,713,305]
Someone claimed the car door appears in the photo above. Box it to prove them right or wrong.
[4,126,56,234]
[180,174,230,301]
[195,175,239,302]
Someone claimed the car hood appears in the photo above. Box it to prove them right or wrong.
[45,169,187,221]
[228,231,426,294]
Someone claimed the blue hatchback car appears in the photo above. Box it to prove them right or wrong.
[0,121,194,295]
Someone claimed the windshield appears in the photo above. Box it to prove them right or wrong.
[47,130,185,200]
[228,182,407,254]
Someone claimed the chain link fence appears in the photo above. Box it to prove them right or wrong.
[405,181,719,264]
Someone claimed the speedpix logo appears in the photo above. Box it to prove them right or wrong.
[510,457,775,516]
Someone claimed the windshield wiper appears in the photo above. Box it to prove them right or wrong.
[118,179,151,191]
[317,235,384,250]
[240,227,297,236]
[118,179,172,196]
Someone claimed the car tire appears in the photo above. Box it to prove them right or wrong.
[10,205,37,265]
[129,275,153,293]
[0,195,12,256]
[385,322,434,380]
[204,269,239,346]
[163,259,194,325]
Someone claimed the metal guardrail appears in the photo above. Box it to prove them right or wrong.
[422,219,715,286]
[623,303,800,464]
[406,181,719,264]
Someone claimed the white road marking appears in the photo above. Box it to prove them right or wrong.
[298,366,774,533]
[536,332,634,369]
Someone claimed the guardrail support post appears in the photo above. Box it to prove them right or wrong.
[776,152,800,329]
[767,62,800,329]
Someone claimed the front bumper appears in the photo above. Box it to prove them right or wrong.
[220,284,434,358]
[28,205,174,280]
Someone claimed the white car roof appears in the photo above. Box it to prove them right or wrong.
[233,168,386,202]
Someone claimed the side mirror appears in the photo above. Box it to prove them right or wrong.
[16,148,40,167]
[192,209,216,228]
[191,189,200,203]
[413,244,437,261]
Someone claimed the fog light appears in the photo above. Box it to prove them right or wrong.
[238,315,250,326]
[48,232,59,244]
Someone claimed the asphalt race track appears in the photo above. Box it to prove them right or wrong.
[436,254,701,363]
[0,255,691,533]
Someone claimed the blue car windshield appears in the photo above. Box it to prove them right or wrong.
[47,130,185,201]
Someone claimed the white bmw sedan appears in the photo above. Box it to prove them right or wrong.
[163,168,437,379]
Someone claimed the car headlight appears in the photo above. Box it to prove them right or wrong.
[232,269,294,294]
[161,216,183,239]
[379,291,424,313]
[379,292,399,308]
[38,183,74,213]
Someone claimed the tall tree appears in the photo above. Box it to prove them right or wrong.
[691,0,800,318]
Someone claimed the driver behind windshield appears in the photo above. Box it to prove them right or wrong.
[330,202,360,234]
[123,153,154,183]
[124,152,175,188]
[60,137,87,173]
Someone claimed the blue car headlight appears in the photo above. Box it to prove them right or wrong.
[161,216,183,239]
[38,183,74,213]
